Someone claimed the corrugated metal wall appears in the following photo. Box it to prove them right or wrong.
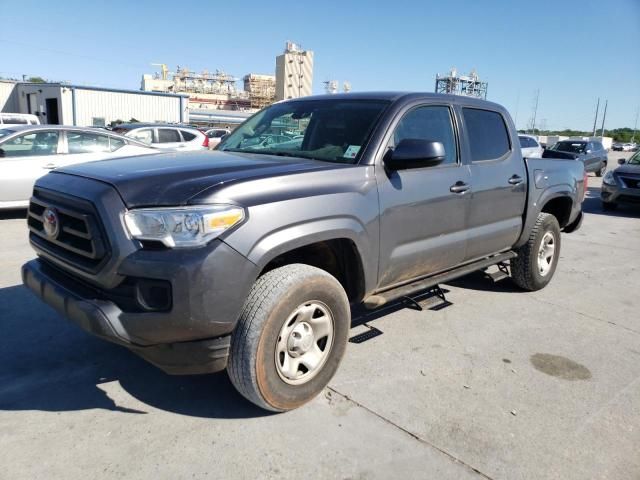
[74,89,182,126]
[0,81,19,113]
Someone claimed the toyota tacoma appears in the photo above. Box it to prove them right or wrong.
[22,92,586,411]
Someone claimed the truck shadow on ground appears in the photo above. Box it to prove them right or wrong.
[0,284,270,419]
[0,268,524,418]
[0,209,27,221]
[582,186,640,218]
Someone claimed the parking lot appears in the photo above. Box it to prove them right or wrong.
[0,151,638,480]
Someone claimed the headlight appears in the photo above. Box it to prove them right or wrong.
[124,205,245,248]
[602,171,617,186]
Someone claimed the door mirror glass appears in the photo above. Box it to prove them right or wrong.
[385,139,445,170]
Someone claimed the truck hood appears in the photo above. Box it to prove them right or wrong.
[54,151,344,208]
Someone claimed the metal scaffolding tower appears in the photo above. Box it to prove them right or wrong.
[435,68,488,99]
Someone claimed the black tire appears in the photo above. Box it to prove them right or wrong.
[227,264,350,412]
[596,162,606,177]
[602,201,617,211]
[511,213,561,291]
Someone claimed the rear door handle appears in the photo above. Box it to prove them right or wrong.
[508,175,524,185]
[450,181,470,194]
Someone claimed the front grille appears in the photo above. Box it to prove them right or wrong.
[620,176,640,189]
[28,189,110,273]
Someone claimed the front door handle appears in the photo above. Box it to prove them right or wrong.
[508,175,524,185]
[450,181,470,194]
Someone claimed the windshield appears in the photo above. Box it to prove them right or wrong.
[628,150,640,165]
[551,141,586,153]
[218,99,390,164]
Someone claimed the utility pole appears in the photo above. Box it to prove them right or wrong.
[632,107,639,144]
[600,100,608,137]
[592,98,600,136]
[530,90,540,134]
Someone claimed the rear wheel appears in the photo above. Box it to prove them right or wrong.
[228,264,350,412]
[511,213,561,291]
[596,162,607,177]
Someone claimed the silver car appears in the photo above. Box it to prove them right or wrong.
[112,123,209,151]
[0,125,155,209]
[518,134,543,158]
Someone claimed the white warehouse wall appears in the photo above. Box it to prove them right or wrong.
[73,88,184,126]
[0,81,19,112]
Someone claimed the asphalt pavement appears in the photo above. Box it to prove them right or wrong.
[0,151,638,480]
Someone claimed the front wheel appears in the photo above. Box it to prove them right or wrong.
[227,264,350,412]
[511,213,561,291]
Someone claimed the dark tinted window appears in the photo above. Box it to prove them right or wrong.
[1,116,28,125]
[463,108,510,161]
[519,136,534,148]
[157,128,181,143]
[551,141,586,153]
[181,130,196,141]
[393,105,458,165]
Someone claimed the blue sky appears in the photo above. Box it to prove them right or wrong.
[1,0,639,130]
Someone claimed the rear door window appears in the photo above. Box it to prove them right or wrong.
[180,130,196,141]
[157,128,181,143]
[463,108,511,161]
[109,137,126,151]
[129,129,153,144]
[67,132,111,154]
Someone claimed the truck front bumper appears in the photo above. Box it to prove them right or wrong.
[22,238,258,375]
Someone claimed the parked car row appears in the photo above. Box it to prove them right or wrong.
[0,125,156,209]
[543,139,608,177]
[111,123,209,150]
[612,142,638,152]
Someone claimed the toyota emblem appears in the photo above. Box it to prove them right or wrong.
[42,207,60,239]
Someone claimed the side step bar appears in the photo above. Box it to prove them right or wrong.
[363,251,517,309]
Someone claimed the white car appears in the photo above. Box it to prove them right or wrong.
[112,123,209,150]
[518,134,544,158]
[0,125,155,209]
[0,113,40,127]
[205,128,230,149]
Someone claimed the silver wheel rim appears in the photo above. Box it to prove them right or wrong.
[274,301,334,385]
[537,231,556,277]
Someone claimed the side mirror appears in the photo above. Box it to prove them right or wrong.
[384,139,445,170]
[618,158,626,165]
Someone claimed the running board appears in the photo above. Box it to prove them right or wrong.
[363,251,517,310]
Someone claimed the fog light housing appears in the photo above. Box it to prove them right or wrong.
[135,279,172,311]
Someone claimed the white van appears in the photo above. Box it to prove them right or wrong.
[0,113,40,127]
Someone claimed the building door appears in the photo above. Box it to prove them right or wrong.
[45,98,59,124]
[26,93,37,114]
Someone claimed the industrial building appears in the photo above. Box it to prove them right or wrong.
[142,66,251,111]
[244,74,276,109]
[0,80,188,126]
[275,42,314,101]
[435,68,488,99]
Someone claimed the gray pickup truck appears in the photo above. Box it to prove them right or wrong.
[22,93,586,411]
